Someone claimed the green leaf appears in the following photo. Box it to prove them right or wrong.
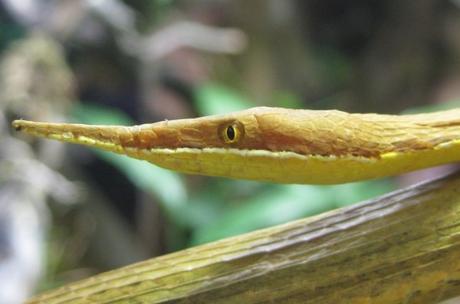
[273,91,303,109]
[402,99,460,114]
[191,179,396,245]
[72,103,133,126]
[194,83,252,116]
[330,179,396,208]
[191,185,335,245]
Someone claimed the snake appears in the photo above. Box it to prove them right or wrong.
[11,106,460,184]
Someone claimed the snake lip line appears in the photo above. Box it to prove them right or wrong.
[35,131,380,162]
[54,132,378,162]
[137,147,380,163]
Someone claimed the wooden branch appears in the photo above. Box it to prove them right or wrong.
[29,173,460,303]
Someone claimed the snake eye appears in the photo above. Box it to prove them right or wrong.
[226,125,235,141]
[220,121,243,144]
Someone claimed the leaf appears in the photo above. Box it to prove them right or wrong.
[401,99,460,114]
[191,185,336,244]
[330,179,396,208]
[273,91,303,109]
[194,83,252,116]
[72,103,133,126]
[191,180,396,245]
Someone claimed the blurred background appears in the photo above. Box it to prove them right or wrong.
[1,0,460,302]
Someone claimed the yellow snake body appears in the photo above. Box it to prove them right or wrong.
[12,107,460,184]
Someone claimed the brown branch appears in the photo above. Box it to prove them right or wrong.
[28,173,460,303]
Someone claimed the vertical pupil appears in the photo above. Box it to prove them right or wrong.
[226,125,235,140]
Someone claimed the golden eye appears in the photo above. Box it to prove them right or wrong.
[221,121,243,144]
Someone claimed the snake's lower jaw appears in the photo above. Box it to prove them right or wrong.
[122,144,460,184]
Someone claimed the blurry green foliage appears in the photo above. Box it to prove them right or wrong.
[312,46,352,89]
[0,19,25,51]
[402,99,460,114]
[273,91,304,109]
[194,83,304,113]
[194,83,252,115]
[190,180,395,245]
